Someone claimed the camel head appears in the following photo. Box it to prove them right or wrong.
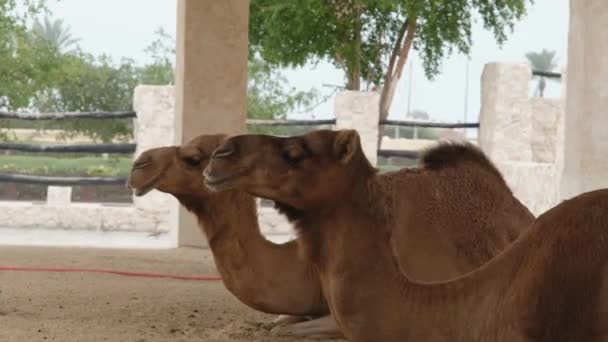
[128,134,226,197]
[204,129,375,209]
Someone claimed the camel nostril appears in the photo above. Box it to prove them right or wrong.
[212,141,235,158]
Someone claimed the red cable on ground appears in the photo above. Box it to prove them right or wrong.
[0,266,223,281]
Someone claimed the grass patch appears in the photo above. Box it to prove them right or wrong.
[0,154,132,176]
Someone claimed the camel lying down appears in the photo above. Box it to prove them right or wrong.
[128,132,533,339]
[127,134,337,337]
[205,129,608,342]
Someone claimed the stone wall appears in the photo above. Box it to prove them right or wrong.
[0,86,177,241]
[0,86,295,246]
[479,63,565,216]
[334,90,380,166]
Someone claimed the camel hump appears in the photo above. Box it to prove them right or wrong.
[421,142,505,183]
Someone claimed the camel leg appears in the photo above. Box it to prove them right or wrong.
[270,315,345,339]
[252,314,315,331]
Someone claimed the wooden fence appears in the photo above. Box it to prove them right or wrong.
[0,112,482,187]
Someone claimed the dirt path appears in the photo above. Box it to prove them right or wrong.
[0,246,343,342]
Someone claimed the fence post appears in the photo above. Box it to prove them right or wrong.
[334,90,381,166]
[132,85,179,242]
[479,63,533,162]
[46,186,72,206]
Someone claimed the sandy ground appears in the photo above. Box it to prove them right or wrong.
[0,246,344,342]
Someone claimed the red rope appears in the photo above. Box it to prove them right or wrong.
[0,266,222,281]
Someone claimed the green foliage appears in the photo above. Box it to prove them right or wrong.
[31,16,81,53]
[250,0,532,86]
[525,49,558,97]
[0,154,131,176]
[247,56,319,134]
[0,0,56,109]
[32,53,138,142]
[139,27,174,85]
[525,49,557,72]
[2,12,318,142]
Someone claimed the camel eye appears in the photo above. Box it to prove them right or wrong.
[281,146,306,165]
[184,156,201,167]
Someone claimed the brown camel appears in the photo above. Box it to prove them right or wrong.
[126,134,341,339]
[204,130,533,281]
[204,129,608,341]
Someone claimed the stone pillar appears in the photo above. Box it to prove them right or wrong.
[174,0,249,247]
[560,0,608,199]
[334,91,380,166]
[554,67,567,195]
[478,63,533,162]
[46,186,72,206]
[478,63,566,216]
[132,85,178,239]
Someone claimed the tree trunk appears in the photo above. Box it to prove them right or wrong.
[346,2,363,91]
[379,19,417,121]
[376,19,416,145]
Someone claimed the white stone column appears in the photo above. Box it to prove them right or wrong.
[174,0,249,247]
[132,85,178,239]
[334,91,380,166]
[560,0,608,199]
[479,63,533,162]
[46,186,72,206]
[478,63,565,216]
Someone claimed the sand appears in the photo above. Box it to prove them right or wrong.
[0,246,344,342]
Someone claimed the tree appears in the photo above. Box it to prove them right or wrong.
[31,16,80,54]
[135,27,318,132]
[0,0,54,110]
[247,56,317,128]
[525,49,558,98]
[249,0,532,121]
[28,25,317,141]
[139,27,174,85]
[33,53,139,142]
[406,109,430,120]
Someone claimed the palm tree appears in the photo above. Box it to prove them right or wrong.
[525,49,558,98]
[32,17,80,54]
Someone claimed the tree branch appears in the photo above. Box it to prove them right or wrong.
[379,18,417,120]
[385,18,409,82]
[392,19,416,80]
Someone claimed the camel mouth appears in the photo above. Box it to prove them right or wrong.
[127,173,161,197]
[131,160,152,170]
[204,174,237,192]
[133,183,155,197]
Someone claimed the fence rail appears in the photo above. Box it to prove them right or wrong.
[0,143,136,154]
[380,120,479,129]
[377,149,420,159]
[1,110,480,186]
[0,111,137,120]
[246,118,336,126]
[0,173,128,186]
[531,70,562,79]
[0,111,137,187]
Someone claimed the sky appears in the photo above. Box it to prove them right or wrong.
[46,0,569,123]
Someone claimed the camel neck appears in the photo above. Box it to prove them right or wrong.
[176,191,263,249]
[174,190,327,316]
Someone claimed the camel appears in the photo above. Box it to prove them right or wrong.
[204,130,608,341]
[204,130,533,283]
[126,134,341,339]
[129,132,533,339]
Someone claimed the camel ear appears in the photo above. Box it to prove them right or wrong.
[333,130,360,164]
